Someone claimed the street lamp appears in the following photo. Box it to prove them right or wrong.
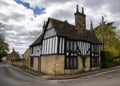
[102,16,105,50]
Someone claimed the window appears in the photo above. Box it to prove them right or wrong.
[65,39,78,69]
[37,50,39,52]
[74,42,77,51]
[91,54,99,67]
[31,47,33,54]
[66,41,69,50]
[66,40,77,51]
[66,57,69,68]
[65,56,78,69]
[30,57,34,67]
[92,45,99,52]
[70,41,73,50]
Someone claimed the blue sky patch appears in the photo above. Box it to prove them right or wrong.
[15,0,31,9]
[33,6,46,16]
[14,0,46,16]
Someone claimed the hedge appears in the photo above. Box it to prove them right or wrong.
[101,50,113,68]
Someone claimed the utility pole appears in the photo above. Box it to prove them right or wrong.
[102,16,104,50]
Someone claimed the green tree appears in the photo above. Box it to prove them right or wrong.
[0,22,9,60]
[95,22,120,57]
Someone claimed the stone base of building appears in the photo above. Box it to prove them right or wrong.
[29,57,38,71]
[91,67,101,71]
[40,55,91,75]
[29,55,100,75]
[41,55,64,75]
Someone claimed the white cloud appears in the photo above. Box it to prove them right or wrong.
[0,0,41,54]
[0,0,120,54]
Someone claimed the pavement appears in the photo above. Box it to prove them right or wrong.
[19,65,120,80]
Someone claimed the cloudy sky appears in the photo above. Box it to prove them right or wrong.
[0,0,120,54]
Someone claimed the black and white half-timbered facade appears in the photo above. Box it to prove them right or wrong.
[29,5,101,75]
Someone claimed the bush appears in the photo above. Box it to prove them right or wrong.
[14,58,23,62]
[101,50,113,68]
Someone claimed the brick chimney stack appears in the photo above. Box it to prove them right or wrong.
[75,5,86,31]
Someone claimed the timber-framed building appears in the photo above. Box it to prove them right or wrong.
[29,5,101,75]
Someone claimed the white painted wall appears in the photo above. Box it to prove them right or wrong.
[44,28,56,39]
[59,37,65,54]
[46,21,52,30]
[30,45,41,56]
[44,21,56,39]
[78,41,90,55]
[42,36,58,55]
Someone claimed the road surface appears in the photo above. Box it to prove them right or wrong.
[0,63,120,86]
[58,67,120,86]
[0,63,57,86]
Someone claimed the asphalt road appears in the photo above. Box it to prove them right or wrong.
[0,63,57,86]
[58,68,120,86]
[0,63,120,86]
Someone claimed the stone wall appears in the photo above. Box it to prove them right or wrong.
[29,55,100,75]
[30,57,38,71]
[13,61,23,67]
[41,55,91,75]
[23,59,29,68]
[85,57,90,68]
[41,55,64,75]
[23,48,30,68]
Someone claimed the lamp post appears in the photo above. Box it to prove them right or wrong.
[102,16,104,50]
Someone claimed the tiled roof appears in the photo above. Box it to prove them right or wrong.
[49,18,78,39]
[8,49,20,60]
[30,17,101,46]
[30,34,43,47]
[49,18,100,44]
